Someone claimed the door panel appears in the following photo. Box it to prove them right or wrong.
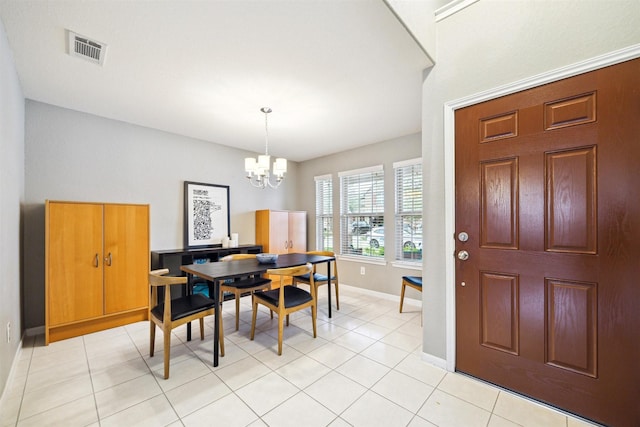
[455,58,640,427]
[47,202,103,325]
[288,211,307,253]
[103,204,149,314]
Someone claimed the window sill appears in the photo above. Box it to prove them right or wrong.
[336,255,387,266]
[391,261,422,271]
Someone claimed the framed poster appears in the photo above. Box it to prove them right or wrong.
[184,181,230,248]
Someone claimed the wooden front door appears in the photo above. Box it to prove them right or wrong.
[455,58,639,427]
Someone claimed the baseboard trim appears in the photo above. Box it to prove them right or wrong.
[26,326,44,337]
[0,333,26,407]
[420,352,448,371]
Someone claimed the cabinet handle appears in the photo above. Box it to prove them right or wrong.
[93,254,99,268]
[289,240,293,249]
[284,241,288,250]
[105,252,112,266]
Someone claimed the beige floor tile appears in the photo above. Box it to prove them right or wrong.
[153,356,213,391]
[275,355,332,389]
[418,389,491,427]
[304,371,367,414]
[352,321,393,340]
[306,342,356,369]
[90,357,150,392]
[19,374,93,420]
[17,394,98,427]
[335,354,390,388]
[262,391,337,427]
[493,391,567,427]
[394,353,447,386]
[99,394,178,427]
[488,414,523,427]
[372,369,435,412]
[94,374,162,419]
[23,357,89,393]
[315,321,350,341]
[380,329,422,352]
[360,340,410,367]
[341,390,414,426]
[164,372,231,418]
[235,372,299,416]
[407,415,438,426]
[254,345,303,371]
[181,392,258,427]
[214,355,270,390]
[438,372,499,411]
[333,330,376,353]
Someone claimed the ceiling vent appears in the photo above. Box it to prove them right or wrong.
[67,30,107,65]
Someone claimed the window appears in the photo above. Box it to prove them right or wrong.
[395,158,422,262]
[339,165,384,258]
[315,174,333,251]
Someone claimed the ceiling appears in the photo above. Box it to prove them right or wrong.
[0,0,431,162]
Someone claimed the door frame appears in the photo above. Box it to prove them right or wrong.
[442,43,640,372]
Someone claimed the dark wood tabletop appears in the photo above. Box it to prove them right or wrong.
[180,252,336,367]
[180,252,334,281]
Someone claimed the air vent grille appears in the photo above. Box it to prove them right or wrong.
[67,30,107,65]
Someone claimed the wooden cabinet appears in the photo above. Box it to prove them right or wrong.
[45,201,149,344]
[255,210,307,254]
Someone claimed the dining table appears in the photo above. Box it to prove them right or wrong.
[180,252,336,367]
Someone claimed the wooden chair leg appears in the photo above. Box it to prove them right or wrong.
[163,328,171,379]
[277,313,284,355]
[311,304,317,338]
[335,283,340,310]
[250,297,258,340]
[399,282,406,313]
[235,291,241,331]
[149,321,156,357]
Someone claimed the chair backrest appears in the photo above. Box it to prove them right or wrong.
[149,268,188,287]
[149,269,189,323]
[220,254,256,261]
[267,263,313,288]
[305,250,337,276]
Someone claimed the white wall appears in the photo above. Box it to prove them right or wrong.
[421,0,640,361]
[299,133,423,296]
[0,19,25,401]
[23,101,301,329]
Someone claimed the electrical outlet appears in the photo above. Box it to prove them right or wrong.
[360,266,365,275]
[6,322,10,343]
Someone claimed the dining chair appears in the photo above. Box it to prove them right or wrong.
[149,268,224,379]
[399,275,422,313]
[292,250,339,311]
[250,263,316,355]
[219,254,272,330]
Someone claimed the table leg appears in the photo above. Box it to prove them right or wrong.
[212,278,220,367]
[186,273,193,341]
[327,260,332,318]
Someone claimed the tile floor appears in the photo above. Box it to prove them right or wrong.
[1,285,599,427]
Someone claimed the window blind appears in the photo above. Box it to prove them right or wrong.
[339,165,384,258]
[394,158,422,262]
[315,175,333,251]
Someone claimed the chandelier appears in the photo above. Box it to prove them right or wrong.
[244,107,287,189]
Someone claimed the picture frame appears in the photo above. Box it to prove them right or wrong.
[183,181,230,248]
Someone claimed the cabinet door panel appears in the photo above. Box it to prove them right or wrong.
[47,202,104,325]
[288,211,307,253]
[270,210,290,254]
[103,204,149,314]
